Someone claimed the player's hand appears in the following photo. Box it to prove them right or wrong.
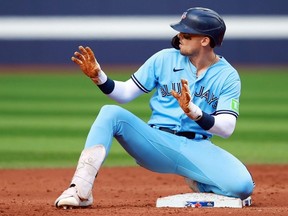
[171,79,191,113]
[71,46,101,79]
[171,79,202,121]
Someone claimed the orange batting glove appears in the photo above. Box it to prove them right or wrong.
[171,79,203,121]
[71,46,103,84]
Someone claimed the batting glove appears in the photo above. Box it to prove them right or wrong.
[171,79,203,121]
[71,46,106,84]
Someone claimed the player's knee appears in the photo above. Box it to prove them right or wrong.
[98,105,130,126]
[229,177,254,200]
[100,105,123,117]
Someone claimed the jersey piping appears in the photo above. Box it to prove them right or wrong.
[131,74,150,93]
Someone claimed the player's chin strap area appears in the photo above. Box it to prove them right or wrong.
[150,125,208,140]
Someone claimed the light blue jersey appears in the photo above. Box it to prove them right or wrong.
[85,48,253,200]
[131,48,240,138]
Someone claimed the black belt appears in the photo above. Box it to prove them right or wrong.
[151,125,207,139]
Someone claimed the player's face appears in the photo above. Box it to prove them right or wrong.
[178,33,206,57]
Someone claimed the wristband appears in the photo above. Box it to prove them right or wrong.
[97,78,115,94]
[196,111,215,130]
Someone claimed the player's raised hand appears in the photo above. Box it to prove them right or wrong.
[171,79,202,121]
[71,46,101,79]
[171,79,191,113]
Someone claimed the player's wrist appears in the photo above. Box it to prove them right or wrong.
[186,102,202,121]
[91,70,107,85]
[89,70,115,94]
[195,111,215,130]
[97,77,115,94]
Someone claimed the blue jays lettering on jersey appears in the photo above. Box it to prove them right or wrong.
[131,48,240,138]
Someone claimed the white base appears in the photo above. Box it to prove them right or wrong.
[156,193,252,208]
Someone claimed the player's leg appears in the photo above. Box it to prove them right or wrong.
[84,105,184,172]
[176,139,254,200]
[55,105,183,208]
[113,115,254,201]
[55,144,106,208]
[84,104,254,200]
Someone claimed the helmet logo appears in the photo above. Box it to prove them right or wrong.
[181,12,187,20]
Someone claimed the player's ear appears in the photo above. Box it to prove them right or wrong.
[171,35,180,50]
[201,36,211,47]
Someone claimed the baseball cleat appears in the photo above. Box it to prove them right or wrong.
[242,196,252,206]
[55,186,93,209]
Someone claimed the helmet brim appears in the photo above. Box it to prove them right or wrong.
[170,23,202,35]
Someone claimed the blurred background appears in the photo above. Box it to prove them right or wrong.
[0,0,288,66]
[0,0,288,168]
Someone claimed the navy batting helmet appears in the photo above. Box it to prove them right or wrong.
[170,7,226,49]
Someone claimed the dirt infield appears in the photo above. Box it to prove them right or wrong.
[0,165,287,216]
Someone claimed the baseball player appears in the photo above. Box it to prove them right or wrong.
[55,7,254,209]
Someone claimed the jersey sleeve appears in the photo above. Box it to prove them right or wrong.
[131,51,163,93]
[215,71,241,118]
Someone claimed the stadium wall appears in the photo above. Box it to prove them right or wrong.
[0,0,287,66]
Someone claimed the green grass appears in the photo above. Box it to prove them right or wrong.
[0,68,288,168]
